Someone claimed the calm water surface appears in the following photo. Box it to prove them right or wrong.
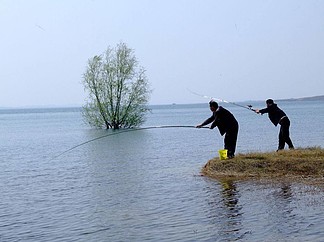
[0,101,323,241]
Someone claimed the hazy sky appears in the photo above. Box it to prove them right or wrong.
[1,0,324,107]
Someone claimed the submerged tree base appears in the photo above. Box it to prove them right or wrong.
[202,147,324,184]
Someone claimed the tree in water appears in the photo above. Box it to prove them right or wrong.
[82,42,151,129]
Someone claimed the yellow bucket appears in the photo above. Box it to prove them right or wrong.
[218,149,228,160]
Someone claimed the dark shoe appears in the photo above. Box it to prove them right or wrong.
[228,155,235,159]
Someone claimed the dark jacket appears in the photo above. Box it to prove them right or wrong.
[259,103,287,126]
[201,106,238,136]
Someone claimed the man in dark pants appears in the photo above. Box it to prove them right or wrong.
[196,100,239,158]
[256,99,294,151]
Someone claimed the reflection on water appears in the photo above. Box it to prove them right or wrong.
[204,179,252,241]
[218,180,245,240]
[267,184,297,240]
[203,178,324,242]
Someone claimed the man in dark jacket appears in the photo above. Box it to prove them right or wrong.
[256,99,294,151]
[196,100,239,158]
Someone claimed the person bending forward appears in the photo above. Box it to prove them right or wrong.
[196,101,239,158]
[256,99,294,151]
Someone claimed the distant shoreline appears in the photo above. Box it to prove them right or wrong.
[278,95,324,102]
[1,95,323,110]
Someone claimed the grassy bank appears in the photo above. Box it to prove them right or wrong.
[202,147,324,183]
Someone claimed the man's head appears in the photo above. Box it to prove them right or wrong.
[266,99,274,107]
[209,100,218,112]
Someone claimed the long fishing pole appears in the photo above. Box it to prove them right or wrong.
[49,125,209,161]
[188,89,256,112]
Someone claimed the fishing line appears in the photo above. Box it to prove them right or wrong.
[188,89,256,112]
[49,125,209,161]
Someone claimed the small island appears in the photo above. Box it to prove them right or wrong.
[202,147,324,185]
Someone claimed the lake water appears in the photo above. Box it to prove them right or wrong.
[0,101,323,241]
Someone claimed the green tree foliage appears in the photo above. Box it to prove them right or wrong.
[82,43,151,129]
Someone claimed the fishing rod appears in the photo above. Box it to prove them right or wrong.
[188,89,256,112]
[49,125,209,161]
